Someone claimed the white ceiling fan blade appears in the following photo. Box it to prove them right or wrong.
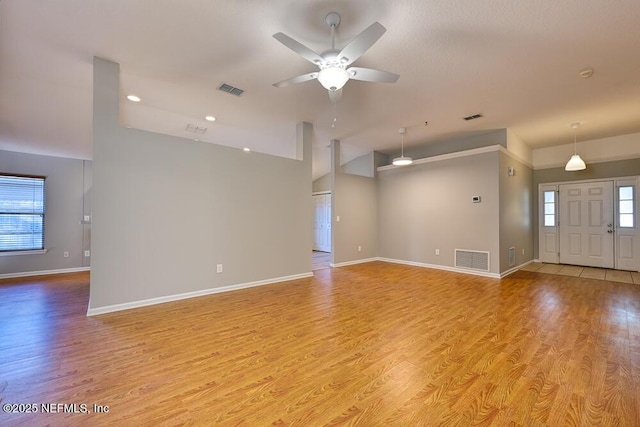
[337,22,386,66]
[328,88,343,103]
[347,67,399,83]
[273,32,324,65]
[273,72,318,88]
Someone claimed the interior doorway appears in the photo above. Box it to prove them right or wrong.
[312,192,331,270]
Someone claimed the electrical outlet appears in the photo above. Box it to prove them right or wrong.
[84,250,91,257]
[358,245,362,252]
[63,251,70,258]
[336,215,340,222]
[216,264,223,273]
[522,249,525,255]
[435,249,440,256]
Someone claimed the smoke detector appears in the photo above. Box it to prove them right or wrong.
[578,68,594,79]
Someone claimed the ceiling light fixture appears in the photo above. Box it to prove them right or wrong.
[126,95,141,102]
[317,67,349,91]
[565,122,586,171]
[243,147,251,152]
[392,128,413,166]
[205,115,216,122]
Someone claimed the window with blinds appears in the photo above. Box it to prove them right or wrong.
[0,174,46,252]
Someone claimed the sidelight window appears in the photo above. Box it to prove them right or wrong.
[619,186,634,228]
[543,190,555,227]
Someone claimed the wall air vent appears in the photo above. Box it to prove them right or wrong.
[455,249,490,272]
[463,113,483,121]
[508,247,516,267]
[218,83,244,97]
[185,124,207,134]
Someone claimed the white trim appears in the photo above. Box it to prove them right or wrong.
[376,145,533,172]
[0,249,48,257]
[377,145,502,172]
[330,257,377,268]
[533,155,640,171]
[0,266,90,280]
[497,145,533,169]
[377,257,501,279]
[377,257,534,279]
[86,272,313,316]
[500,260,534,278]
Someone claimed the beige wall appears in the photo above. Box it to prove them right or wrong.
[0,150,91,276]
[330,142,378,265]
[90,58,312,312]
[377,151,501,274]
[312,173,330,193]
[498,151,534,272]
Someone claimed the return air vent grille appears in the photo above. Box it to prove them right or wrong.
[455,249,490,272]
[463,113,483,121]
[508,247,516,267]
[218,83,244,97]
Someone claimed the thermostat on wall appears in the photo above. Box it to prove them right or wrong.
[472,196,481,203]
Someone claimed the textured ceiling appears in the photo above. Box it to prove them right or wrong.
[1,0,640,179]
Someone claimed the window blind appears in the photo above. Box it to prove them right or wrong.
[0,174,46,251]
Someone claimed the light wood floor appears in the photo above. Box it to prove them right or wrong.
[1,264,639,426]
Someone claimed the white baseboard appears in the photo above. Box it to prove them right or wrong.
[330,257,378,268]
[377,257,502,279]
[86,272,313,316]
[500,260,534,278]
[0,267,90,280]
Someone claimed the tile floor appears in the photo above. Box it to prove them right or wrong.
[520,262,640,284]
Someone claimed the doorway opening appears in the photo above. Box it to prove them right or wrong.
[312,192,331,270]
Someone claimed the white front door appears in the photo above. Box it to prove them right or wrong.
[559,181,614,268]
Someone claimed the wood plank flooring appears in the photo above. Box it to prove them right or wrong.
[0,263,639,426]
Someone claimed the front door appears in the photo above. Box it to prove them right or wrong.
[559,181,614,268]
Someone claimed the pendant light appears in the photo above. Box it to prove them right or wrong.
[565,122,586,171]
[392,127,413,166]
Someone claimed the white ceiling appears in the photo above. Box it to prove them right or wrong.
[1,0,639,179]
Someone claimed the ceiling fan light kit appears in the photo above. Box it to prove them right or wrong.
[272,12,399,99]
[318,67,349,91]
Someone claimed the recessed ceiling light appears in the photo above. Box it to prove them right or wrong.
[127,95,141,102]
[205,115,216,122]
[243,147,251,152]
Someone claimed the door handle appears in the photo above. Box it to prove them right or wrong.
[607,230,613,233]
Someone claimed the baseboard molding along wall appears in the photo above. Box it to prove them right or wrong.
[0,266,91,280]
[86,272,314,316]
[330,257,378,268]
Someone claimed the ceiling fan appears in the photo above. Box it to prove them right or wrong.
[272,12,399,102]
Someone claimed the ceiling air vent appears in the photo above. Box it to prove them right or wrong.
[185,124,207,134]
[218,83,244,97]
[463,113,483,121]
